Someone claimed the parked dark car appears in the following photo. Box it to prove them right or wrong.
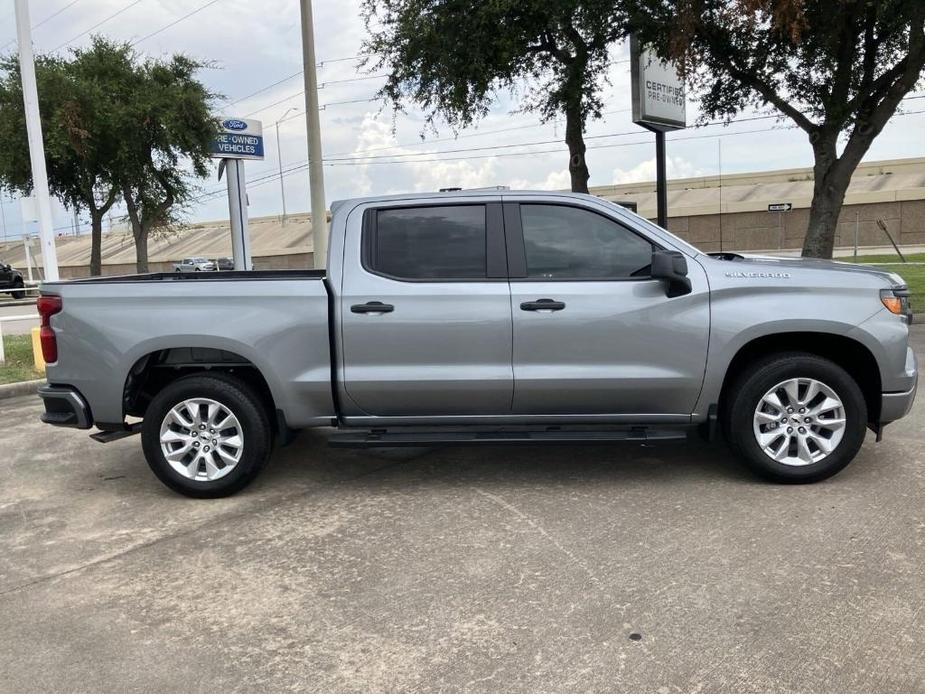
[214,257,234,271]
[0,260,26,299]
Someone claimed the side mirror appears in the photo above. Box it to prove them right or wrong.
[651,250,692,298]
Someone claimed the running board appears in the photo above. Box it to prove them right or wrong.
[328,427,689,448]
[90,422,142,443]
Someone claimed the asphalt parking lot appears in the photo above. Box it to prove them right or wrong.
[1,328,923,693]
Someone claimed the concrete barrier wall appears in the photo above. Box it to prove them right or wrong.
[665,199,925,253]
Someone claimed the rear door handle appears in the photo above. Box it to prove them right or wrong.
[351,301,394,314]
[520,298,566,312]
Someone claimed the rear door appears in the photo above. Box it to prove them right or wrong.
[0,261,12,288]
[505,199,710,418]
[339,200,513,417]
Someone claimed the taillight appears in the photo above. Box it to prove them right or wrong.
[37,295,62,363]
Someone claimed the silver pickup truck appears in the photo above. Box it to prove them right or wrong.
[36,191,918,497]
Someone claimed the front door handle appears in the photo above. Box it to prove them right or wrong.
[351,301,395,314]
[520,298,566,312]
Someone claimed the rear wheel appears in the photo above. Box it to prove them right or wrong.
[723,353,867,483]
[141,373,272,497]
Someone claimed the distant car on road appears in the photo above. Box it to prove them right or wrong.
[0,260,26,299]
[173,257,215,272]
[214,257,234,271]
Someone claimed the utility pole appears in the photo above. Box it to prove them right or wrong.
[276,107,297,223]
[299,0,328,269]
[14,0,59,280]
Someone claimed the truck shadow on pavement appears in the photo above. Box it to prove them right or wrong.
[253,430,763,495]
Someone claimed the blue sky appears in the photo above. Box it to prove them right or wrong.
[0,0,923,241]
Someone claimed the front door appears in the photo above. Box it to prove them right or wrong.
[339,201,513,417]
[506,201,710,418]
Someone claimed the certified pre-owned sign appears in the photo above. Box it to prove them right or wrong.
[210,117,265,160]
[630,35,687,132]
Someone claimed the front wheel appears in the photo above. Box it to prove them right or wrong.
[723,353,867,483]
[11,280,24,300]
[141,373,272,497]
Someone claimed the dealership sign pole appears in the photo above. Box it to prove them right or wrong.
[14,0,59,281]
[211,118,264,271]
[631,36,687,229]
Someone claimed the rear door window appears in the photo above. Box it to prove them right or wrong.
[367,205,487,280]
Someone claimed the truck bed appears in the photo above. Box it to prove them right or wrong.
[41,269,327,285]
[40,271,335,429]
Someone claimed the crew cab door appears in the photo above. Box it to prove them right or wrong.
[338,200,513,417]
[505,200,710,418]
[0,262,12,287]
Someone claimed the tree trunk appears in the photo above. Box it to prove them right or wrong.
[89,209,104,276]
[564,103,590,194]
[801,134,857,259]
[122,186,149,273]
[134,227,149,274]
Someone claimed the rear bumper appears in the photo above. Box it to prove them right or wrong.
[38,384,92,429]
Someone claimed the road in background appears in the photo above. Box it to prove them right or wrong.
[0,326,922,693]
[0,304,38,336]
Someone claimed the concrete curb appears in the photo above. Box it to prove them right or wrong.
[0,379,44,400]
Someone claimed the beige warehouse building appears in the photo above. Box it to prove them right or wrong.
[2,156,924,278]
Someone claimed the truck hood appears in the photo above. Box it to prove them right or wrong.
[708,253,905,286]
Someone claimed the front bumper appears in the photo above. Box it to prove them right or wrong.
[880,347,918,424]
[38,384,92,429]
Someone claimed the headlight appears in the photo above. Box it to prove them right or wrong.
[881,286,911,318]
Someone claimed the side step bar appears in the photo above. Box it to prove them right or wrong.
[90,422,142,443]
[328,427,689,448]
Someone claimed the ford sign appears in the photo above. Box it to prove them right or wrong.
[222,119,248,131]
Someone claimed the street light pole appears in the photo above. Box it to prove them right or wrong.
[299,0,328,269]
[275,107,297,223]
[14,0,59,280]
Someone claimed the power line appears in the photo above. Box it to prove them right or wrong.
[191,106,925,204]
[35,0,83,30]
[242,92,382,118]
[319,74,388,88]
[223,68,382,110]
[0,0,82,51]
[223,71,303,108]
[50,0,145,53]
[130,0,222,46]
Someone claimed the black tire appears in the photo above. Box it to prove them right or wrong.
[141,373,272,498]
[11,279,24,300]
[723,352,867,484]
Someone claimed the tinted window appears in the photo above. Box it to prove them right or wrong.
[520,204,653,279]
[370,206,487,279]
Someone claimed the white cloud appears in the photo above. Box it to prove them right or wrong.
[612,156,703,185]
[349,113,498,195]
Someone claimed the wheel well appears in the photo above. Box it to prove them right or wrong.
[123,348,278,427]
[719,332,882,423]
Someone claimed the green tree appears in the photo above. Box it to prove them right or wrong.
[116,52,217,273]
[361,0,629,193]
[0,38,216,275]
[0,51,120,275]
[628,0,925,258]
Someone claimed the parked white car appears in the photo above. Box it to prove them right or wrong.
[173,257,215,272]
